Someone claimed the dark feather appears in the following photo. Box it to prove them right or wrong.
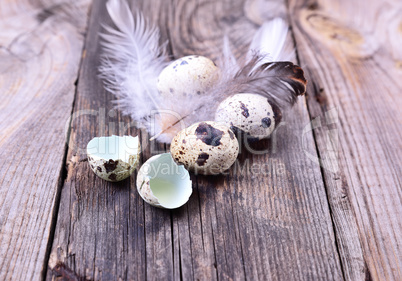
[168,55,307,136]
[235,59,307,109]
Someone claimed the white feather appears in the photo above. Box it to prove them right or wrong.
[247,18,294,66]
[99,2,306,143]
[99,0,169,132]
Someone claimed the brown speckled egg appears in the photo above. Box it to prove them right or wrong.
[215,93,281,140]
[157,55,219,98]
[170,121,239,175]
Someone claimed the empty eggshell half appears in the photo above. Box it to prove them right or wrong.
[87,135,141,182]
[136,153,192,209]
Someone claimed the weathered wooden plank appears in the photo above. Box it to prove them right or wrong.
[289,0,402,280]
[46,1,173,280]
[0,0,90,280]
[47,0,344,280]
[167,1,343,280]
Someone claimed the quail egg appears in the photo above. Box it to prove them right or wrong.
[157,55,219,98]
[170,121,239,175]
[137,153,192,209]
[215,93,282,140]
[87,135,141,182]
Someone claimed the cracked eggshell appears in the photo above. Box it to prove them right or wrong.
[170,121,239,175]
[87,135,141,182]
[136,153,192,209]
[215,93,281,140]
[157,55,219,98]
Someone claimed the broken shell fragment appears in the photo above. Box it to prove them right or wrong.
[87,135,141,182]
[137,153,192,209]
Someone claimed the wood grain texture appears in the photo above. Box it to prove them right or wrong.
[46,1,168,280]
[47,0,344,280]
[289,0,402,280]
[0,0,90,280]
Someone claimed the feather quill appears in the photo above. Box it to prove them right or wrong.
[99,0,306,143]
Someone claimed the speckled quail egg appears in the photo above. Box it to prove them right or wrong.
[87,135,141,182]
[137,153,192,209]
[170,121,239,175]
[215,93,282,140]
[157,55,219,98]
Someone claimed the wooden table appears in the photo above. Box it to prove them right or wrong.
[1,0,401,280]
